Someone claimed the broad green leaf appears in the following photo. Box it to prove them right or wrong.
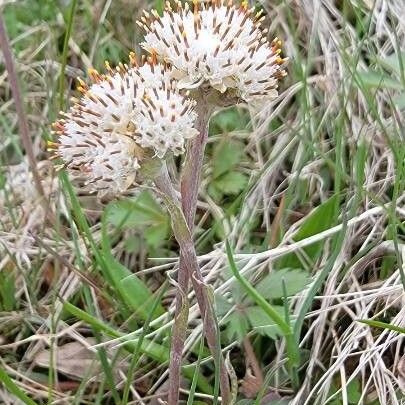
[378,52,405,76]
[107,191,167,229]
[357,71,401,90]
[102,202,165,320]
[293,195,339,241]
[208,182,224,201]
[107,192,169,249]
[246,305,285,339]
[215,294,233,316]
[224,311,249,342]
[278,194,339,268]
[213,139,245,178]
[256,268,310,300]
[124,235,141,254]
[394,93,405,109]
[214,172,248,195]
[210,107,250,134]
[347,379,362,404]
[101,250,165,320]
[144,222,170,249]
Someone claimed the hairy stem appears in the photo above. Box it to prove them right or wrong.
[155,164,189,405]
[159,97,213,404]
[154,165,231,405]
[181,97,212,227]
[177,99,212,307]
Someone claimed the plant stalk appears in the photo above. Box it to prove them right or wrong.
[162,96,216,405]
[154,164,231,405]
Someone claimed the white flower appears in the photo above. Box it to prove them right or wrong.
[52,120,141,196]
[139,1,287,104]
[51,55,198,196]
[134,63,198,157]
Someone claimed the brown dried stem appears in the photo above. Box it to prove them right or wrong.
[0,14,45,199]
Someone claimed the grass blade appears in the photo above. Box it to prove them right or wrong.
[0,365,39,405]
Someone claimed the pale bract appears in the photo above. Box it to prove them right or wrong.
[51,60,197,196]
[140,1,287,105]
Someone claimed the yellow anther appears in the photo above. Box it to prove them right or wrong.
[88,68,98,76]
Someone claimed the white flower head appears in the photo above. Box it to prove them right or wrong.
[139,0,288,105]
[51,54,198,196]
[134,61,198,157]
[51,120,141,197]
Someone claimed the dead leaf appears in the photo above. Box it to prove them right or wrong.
[240,368,262,398]
[33,338,126,382]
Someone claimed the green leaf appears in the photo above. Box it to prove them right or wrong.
[394,93,405,109]
[246,305,285,339]
[63,302,169,362]
[359,319,405,334]
[144,222,170,249]
[101,250,165,320]
[215,294,234,316]
[378,52,405,76]
[124,235,141,254]
[278,194,339,268]
[224,310,249,342]
[107,191,167,229]
[256,268,310,300]
[214,172,248,195]
[107,191,169,249]
[293,195,339,241]
[64,302,213,394]
[356,71,401,90]
[0,366,39,405]
[354,141,368,191]
[102,203,165,321]
[210,107,250,134]
[208,182,224,201]
[347,379,362,404]
[0,272,16,311]
[213,140,245,178]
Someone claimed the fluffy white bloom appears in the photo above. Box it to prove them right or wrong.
[51,56,197,196]
[133,63,198,156]
[139,0,287,104]
[52,120,141,196]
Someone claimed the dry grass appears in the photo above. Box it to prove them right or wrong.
[0,0,404,404]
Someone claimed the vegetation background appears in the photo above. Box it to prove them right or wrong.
[0,0,404,404]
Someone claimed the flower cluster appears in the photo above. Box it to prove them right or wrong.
[52,1,287,197]
[51,56,197,196]
[139,0,287,104]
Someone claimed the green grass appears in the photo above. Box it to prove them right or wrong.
[0,0,404,404]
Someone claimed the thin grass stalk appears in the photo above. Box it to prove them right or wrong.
[154,165,231,405]
[0,15,45,199]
